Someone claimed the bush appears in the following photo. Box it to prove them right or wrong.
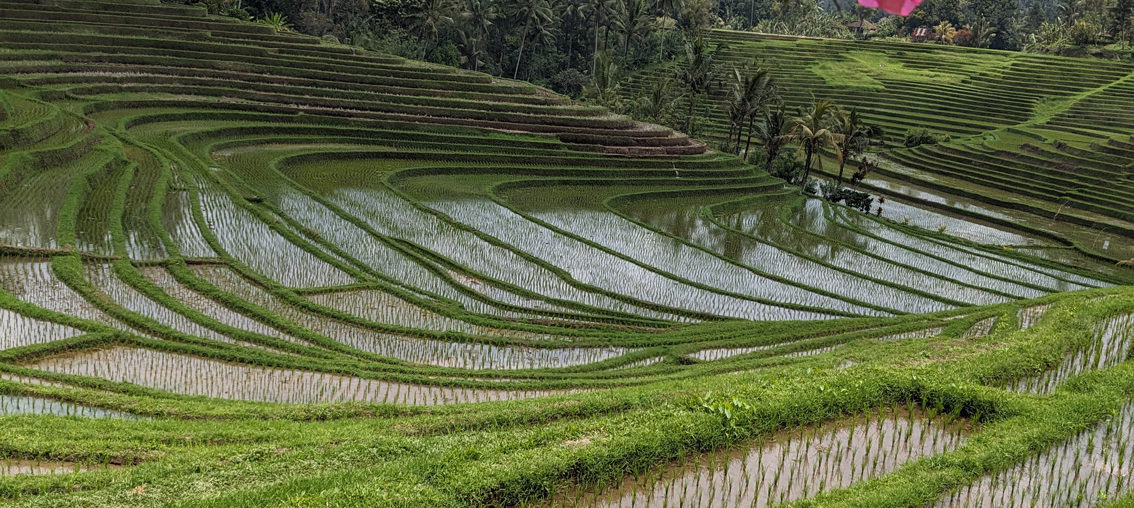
[749,149,801,182]
[223,6,251,21]
[426,41,461,68]
[1068,19,1102,45]
[550,69,588,98]
[953,29,973,46]
[904,128,949,148]
[821,181,875,212]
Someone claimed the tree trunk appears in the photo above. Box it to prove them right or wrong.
[513,19,531,79]
[836,156,847,188]
[734,115,744,155]
[764,143,779,173]
[743,116,755,159]
[592,18,600,75]
[801,146,813,186]
[685,93,695,134]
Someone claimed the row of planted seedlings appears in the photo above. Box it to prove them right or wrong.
[217,141,684,329]
[0,121,671,399]
[510,289,1134,507]
[796,198,1077,298]
[92,132,780,385]
[878,148,1134,240]
[816,154,1134,271]
[502,178,898,317]
[813,188,1106,292]
[705,190,1030,311]
[715,190,1038,306]
[155,131,662,336]
[825,200,1120,288]
[603,184,975,315]
[396,170,862,321]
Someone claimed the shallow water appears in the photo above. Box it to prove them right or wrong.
[545,408,968,507]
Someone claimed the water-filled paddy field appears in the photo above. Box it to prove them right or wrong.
[0,2,1132,506]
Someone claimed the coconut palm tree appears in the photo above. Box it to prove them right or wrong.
[636,75,675,122]
[512,0,555,78]
[460,0,498,71]
[586,0,617,74]
[561,0,588,67]
[754,105,790,174]
[656,0,684,19]
[739,66,777,158]
[832,108,883,187]
[409,0,453,59]
[615,0,653,60]
[782,99,843,187]
[675,34,723,134]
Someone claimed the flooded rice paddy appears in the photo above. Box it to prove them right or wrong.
[545,408,968,507]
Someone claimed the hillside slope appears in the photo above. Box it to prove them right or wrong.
[625,30,1134,261]
[0,2,1132,506]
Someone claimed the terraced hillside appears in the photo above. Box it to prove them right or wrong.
[626,31,1134,263]
[0,1,1133,506]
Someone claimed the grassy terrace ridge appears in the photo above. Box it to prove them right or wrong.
[0,1,1133,506]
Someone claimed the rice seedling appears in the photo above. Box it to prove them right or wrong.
[0,459,117,476]
[25,347,574,404]
[0,395,140,419]
[548,408,968,507]
[935,401,1134,507]
[1009,313,1134,394]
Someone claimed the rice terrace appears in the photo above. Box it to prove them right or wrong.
[0,0,1133,504]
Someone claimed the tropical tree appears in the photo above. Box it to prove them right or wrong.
[409,0,453,58]
[723,63,776,156]
[584,51,623,110]
[754,105,791,175]
[511,0,555,78]
[832,108,883,188]
[635,75,676,123]
[781,99,843,187]
[456,28,485,71]
[561,0,589,67]
[586,0,617,74]
[656,0,684,19]
[459,0,498,71]
[739,66,778,158]
[934,20,957,43]
[675,34,723,134]
[259,12,292,32]
[615,0,654,60]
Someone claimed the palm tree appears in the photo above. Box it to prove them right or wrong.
[410,0,454,59]
[586,0,614,74]
[636,75,675,122]
[460,0,498,71]
[457,28,484,71]
[615,0,653,61]
[934,21,956,44]
[754,105,790,174]
[781,99,843,187]
[561,0,588,67]
[675,34,723,134]
[656,0,684,19]
[724,62,777,156]
[832,108,883,188]
[584,51,622,109]
[739,66,777,158]
[512,0,555,78]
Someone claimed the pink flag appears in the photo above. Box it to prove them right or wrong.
[857,0,921,15]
